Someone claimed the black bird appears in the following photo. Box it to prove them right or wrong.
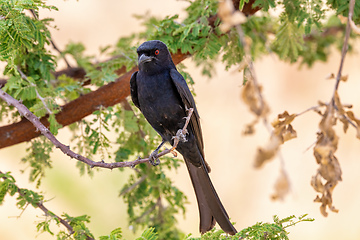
[130,40,237,235]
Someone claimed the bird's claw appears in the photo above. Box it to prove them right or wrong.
[148,150,160,166]
[170,150,177,157]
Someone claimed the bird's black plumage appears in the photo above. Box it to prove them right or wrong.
[130,40,237,235]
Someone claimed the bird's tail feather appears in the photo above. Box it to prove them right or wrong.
[184,159,237,235]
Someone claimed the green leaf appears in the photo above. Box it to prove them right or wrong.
[136,227,158,240]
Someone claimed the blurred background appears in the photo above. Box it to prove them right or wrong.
[1,0,360,239]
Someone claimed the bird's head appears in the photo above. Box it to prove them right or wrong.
[136,40,175,74]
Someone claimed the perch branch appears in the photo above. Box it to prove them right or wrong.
[0,88,193,169]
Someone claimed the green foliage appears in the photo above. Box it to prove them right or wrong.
[299,15,345,67]
[282,0,324,34]
[136,227,158,240]
[236,214,314,240]
[0,0,60,137]
[272,14,304,63]
[114,107,187,239]
[71,107,114,176]
[0,171,95,239]
[62,214,94,240]
[0,171,43,209]
[185,214,314,240]
[21,136,53,187]
[253,0,276,12]
[99,228,123,240]
[114,107,159,163]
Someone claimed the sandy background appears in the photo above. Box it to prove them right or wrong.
[1,0,360,239]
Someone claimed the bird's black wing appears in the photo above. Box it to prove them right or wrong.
[130,71,141,110]
[169,68,205,161]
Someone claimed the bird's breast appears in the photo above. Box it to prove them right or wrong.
[136,72,186,140]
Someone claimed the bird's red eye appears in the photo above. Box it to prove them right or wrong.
[155,49,159,55]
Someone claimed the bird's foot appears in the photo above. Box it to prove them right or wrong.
[173,129,188,143]
[148,150,160,166]
[148,140,166,166]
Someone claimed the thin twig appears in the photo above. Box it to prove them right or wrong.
[332,0,354,102]
[0,88,193,169]
[296,105,321,117]
[134,200,158,224]
[328,0,357,131]
[235,25,265,112]
[0,171,95,239]
[348,0,360,35]
[119,175,147,196]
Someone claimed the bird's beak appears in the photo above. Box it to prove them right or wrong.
[138,54,153,65]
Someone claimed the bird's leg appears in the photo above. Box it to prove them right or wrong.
[170,107,194,152]
[149,139,166,166]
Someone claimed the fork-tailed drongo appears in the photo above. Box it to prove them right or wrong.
[130,40,237,235]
